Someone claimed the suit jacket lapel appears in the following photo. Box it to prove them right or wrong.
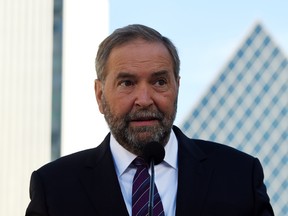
[78,127,214,215]
[173,126,214,216]
[80,134,129,216]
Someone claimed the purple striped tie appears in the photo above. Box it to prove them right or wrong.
[132,157,164,216]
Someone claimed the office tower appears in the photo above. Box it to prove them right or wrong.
[181,23,288,216]
[0,1,108,215]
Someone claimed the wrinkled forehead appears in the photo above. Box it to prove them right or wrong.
[103,38,173,75]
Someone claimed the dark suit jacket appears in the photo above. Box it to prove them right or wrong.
[26,126,274,216]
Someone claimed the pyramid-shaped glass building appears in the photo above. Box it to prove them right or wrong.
[181,23,288,215]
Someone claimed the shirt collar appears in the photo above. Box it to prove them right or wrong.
[110,130,178,177]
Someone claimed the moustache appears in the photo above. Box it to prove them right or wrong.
[125,109,164,122]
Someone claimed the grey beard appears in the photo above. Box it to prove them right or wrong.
[101,96,177,155]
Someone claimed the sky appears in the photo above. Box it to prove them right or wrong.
[60,0,288,154]
[108,0,288,125]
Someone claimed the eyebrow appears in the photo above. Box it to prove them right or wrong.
[116,70,169,79]
[151,70,169,77]
[115,72,136,80]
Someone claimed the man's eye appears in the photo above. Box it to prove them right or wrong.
[120,80,133,87]
[155,79,167,86]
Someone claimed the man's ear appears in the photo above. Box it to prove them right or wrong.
[94,79,104,114]
[177,76,180,87]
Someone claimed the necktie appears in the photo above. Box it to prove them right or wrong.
[132,157,165,216]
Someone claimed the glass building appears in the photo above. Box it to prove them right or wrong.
[181,23,288,216]
[0,1,109,215]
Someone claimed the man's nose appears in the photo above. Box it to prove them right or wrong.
[134,84,154,107]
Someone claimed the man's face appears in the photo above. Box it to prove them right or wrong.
[95,38,179,155]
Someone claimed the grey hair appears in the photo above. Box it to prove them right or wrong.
[95,24,180,81]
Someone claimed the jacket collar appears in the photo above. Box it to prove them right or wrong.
[79,126,213,216]
[173,126,214,216]
[80,134,129,215]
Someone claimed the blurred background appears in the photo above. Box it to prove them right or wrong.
[1,0,287,215]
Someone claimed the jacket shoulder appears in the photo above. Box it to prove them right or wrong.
[173,125,255,161]
[36,134,110,176]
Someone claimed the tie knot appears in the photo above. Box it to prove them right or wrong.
[133,157,148,168]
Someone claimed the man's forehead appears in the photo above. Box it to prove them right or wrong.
[102,39,174,80]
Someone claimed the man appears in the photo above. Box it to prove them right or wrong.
[26,24,274,216]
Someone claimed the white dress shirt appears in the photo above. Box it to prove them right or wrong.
[110,131,178,216]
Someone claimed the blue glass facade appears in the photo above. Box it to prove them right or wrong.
[52,0,63,160]
[181,23,288,216]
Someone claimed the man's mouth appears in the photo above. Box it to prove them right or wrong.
[129,117,160,127]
